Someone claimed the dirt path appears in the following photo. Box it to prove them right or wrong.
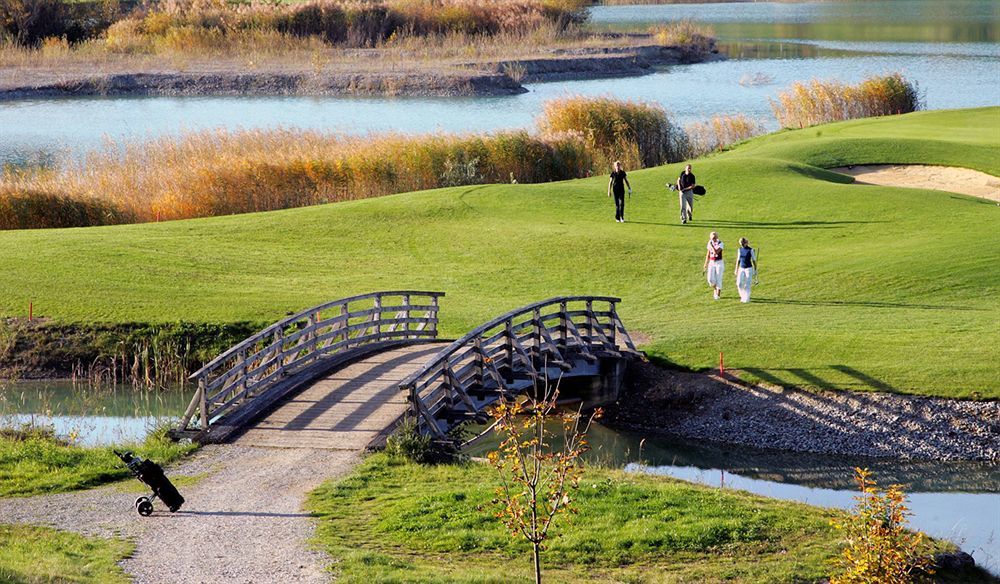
[0,445,358,583]
[832,164,1000,202]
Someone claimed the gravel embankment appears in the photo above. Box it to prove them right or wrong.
[608,363,1000,461]
[0,445,358,583]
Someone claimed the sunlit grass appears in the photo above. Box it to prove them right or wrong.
[0,524,131,584]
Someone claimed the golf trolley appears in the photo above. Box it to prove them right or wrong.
[114,450,185,517]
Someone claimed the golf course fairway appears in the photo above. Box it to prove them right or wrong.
[2,107,997,399]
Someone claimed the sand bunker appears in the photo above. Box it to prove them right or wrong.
[832,164,1000,202]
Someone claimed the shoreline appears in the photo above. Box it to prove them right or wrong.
[606,362,999,462]
[0,44,720,100]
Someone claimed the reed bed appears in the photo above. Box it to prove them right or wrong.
[650,19,714,54]
[0,129,592,227]
[685,114,765,157]
[539,95,687,171]
[770,72,922,129]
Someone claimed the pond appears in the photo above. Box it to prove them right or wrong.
[0,380,190,446]
[466,422,1000,575]
[2,0,998,167]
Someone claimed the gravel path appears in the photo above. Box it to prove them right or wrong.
[0,445,358,583]
[610,363,1000,461]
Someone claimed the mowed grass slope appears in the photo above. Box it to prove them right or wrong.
[1,108,997,398]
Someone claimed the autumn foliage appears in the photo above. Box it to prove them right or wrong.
[487,385,601,584]
[830,468,935,584]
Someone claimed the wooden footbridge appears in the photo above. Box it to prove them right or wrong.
[172,291,641,449]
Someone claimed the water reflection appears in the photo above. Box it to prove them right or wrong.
[467,422,1000,573]
[0,380,189,445]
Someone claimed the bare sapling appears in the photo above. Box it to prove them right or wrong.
[486,379,602,584]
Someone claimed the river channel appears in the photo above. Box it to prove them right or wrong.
[2,0,998,167]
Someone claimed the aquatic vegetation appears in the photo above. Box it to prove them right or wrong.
[539,94,688,170]
[685,113,766,156]
[771,72,922,129]
[0,128,592,226]
[650,19,715,54]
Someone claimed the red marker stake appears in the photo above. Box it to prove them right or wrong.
[28,301,33,322]
[719,351,724,375]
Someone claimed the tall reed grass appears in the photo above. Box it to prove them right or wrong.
[685,114,765,157]
[0,129,592,226]
[650,19,715,54]
[538,95,687,171]
[97,0,588,54]
[770,72,922,129]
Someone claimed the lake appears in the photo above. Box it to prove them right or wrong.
[2,0,999,166]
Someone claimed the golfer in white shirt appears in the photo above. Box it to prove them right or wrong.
[703,231,725,300]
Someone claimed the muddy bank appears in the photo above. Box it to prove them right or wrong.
[607,362,1000,462]
[0,44,719,100]
[0,319,260,379]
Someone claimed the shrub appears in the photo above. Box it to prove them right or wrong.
[829,468,935,584]
[651,19,715,55]
[771,72,922,129]
[384,416,456,463]
[0,189,132,229]
[0,128,592,227]
[685,113,765,157]
[0,0,66,46]
[539,95,686,171]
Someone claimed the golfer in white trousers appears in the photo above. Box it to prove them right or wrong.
[704,231,725,300]
[735,237,758,303]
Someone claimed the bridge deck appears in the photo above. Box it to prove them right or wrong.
[233,344,444,450]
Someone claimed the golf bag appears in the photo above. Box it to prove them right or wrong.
[114,450,185,516]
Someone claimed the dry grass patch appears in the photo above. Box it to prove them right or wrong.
[771,72,922,129]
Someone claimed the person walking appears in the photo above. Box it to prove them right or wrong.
[735,237,758,303]
[676,164,696,224]
[703,231,724,300]
[608,161,631,223]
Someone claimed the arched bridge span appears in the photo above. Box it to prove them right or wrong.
[173,292,642,448]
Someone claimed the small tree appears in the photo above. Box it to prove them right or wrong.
[830,468,935,584]
[486,383,600,584]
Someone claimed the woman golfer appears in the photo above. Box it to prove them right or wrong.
[703,231,725,300]
[607,161,631,223]
[734,237,758,303]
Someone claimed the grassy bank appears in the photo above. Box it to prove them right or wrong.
[0,108,997,398]
[306,453,991,583]
[0,427,196,498]
[0,524,131,583]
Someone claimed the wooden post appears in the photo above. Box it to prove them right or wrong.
[474,337,484,388]
[608,301,618,347]
[559,301,568,349]
[585,300,595,347]
[505,320,514,383]
[28,301,33,322]
[403,294,411,338]
[198,377,209,430]
[430,295,440,338]
[532,308,542,363]
[373,295,382,341]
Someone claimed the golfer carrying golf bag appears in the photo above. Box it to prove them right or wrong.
[677,164,696,224]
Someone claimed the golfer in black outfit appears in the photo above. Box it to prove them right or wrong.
[608,161,632,223]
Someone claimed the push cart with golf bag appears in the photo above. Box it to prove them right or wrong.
[114,450,185,516]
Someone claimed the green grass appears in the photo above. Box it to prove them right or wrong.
[0,427,197,498]
[0,524,131,584]
[307,453,993,583]
[308,453,840,583]
[0,107,997,398]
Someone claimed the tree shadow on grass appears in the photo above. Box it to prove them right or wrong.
[753,297,983,311]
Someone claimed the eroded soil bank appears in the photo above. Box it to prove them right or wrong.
[607,362,1000,462]
[0,43,719,99]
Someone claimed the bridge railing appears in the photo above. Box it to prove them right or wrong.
[399,296,639,439]
[176,290,444,434]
